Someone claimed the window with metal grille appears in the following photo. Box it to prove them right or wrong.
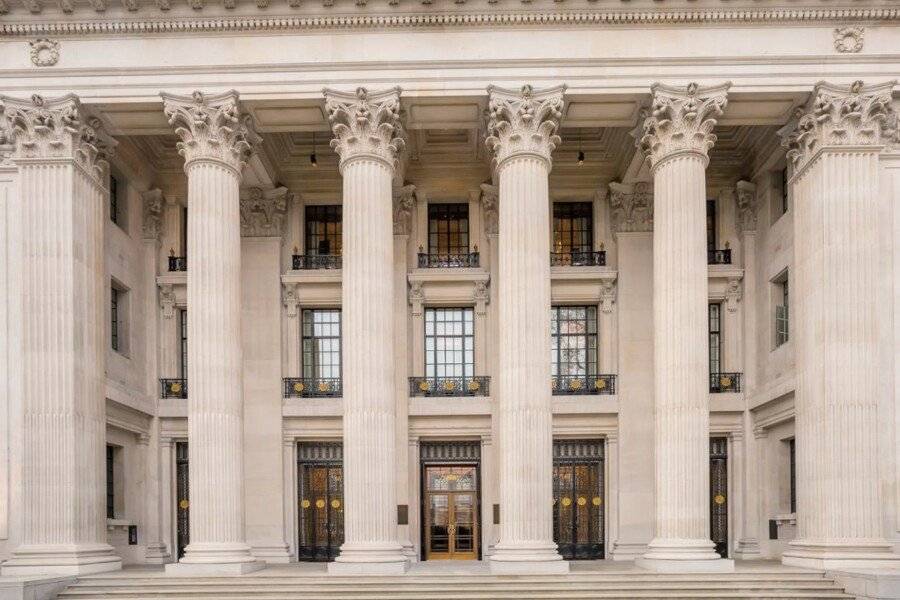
[789,438,796,513]
[781,168,789,215]
[305,205,342,256]
[179,309,188,378]
[425,308,474,379]
[707,200,717,253]
[106,445,115,519]
[709,303,721,375]
[552,202,593,254]
[551,306,598,377]
[111,287,120,352]
[302,309,341,380]
[427,203,469,256]
[775,273,789,346]
[109,173,122,226]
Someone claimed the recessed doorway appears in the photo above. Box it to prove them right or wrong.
[420,441,481,561]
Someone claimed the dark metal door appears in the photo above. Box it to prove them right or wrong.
[175,441,189,559]
[710,437,728,558]
[297,442,344,562]
[552,440,604,560]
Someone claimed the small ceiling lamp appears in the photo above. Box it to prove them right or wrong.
[577,150,585,166]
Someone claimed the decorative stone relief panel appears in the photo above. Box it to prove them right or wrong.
[735,180,757,233]
[239,186,290,237]
[833,26,864,53]
[392,184,415,235]
[480,183,498,236]
[29,38,59,66]
[608,181,653,233]
[141,189,165,240]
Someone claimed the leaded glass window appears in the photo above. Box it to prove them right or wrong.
[427,204,469,256]
[709,303,721,374]
[302,309,341,380]
[305,205,342,256]
[550,306,598,377]
[552,202,593,254]
[424,308,474,379]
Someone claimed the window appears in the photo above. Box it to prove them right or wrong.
[109,172,125,228]
[181,205,188,256]
[552,202,593,254]
[305,205,342,256]
[709,303,721,375]
[789,438,796,514]
[550,306,598,378]
[179,309,188,378]
[424,308,474,380]
[302,309,341,380]
[706,200,717,253]
[106,445,115,519]
[427,203,469,256]
[781,168,789,215]
[775,273,789,347]
[111,286,120,352]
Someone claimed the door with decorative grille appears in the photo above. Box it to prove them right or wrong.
[175,441,189,559]
[710,437,728,558]
[297,442,344,562]
[552,440,605,560]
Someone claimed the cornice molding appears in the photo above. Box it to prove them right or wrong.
[3,7,897,35]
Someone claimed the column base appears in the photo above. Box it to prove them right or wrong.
[165,542,265,576]
[250,543,292,564]
[610,541,649,561]
[328,542,409,575]
[489,543,569,574]
[0,544,122,577]
[636,538,734,573]
[782,540,900,570]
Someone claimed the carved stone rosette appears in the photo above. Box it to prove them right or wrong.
[735,180,757,233]
[608,181,653,233]
[392,184,415,235]
[638,82,730,170]
[160,90,260,174]
[0,93,115,183]
[324,86,405,172]
[141,188,165,240]
[239,186,290,237]
[485,84,565,169]
[779,80,898,173]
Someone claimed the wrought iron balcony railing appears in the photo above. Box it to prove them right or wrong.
[292,254,342,270]
[550,251,606,267]
[708,249,732,265]
[417,252,480,269]
[161,378,187,399]
[710,372,742,393]
[552,374,616,395]
[284,377,342,397]
[168,256,187,272]
[409,376,490,397]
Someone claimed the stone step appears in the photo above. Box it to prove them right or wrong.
[57,592,855,600]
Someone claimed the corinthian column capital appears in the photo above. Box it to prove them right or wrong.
[485,84,565,169]
[779,80,898,172]
[0,93,116,182]
[160,90,260,175]
[324,86,405,172]
[638,82,730,169]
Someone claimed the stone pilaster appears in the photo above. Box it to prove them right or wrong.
[324,87,408,574]
[161,90,263,575]
[485,84,568,574]
[779,80,900,570]
[635,82,734,573]
[0,93,122,575]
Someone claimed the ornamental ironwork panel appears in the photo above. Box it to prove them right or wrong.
[709,372,741,393]
[175,442,189,559]
[284,377,342,398]
[553,439,605,560]
[168,256,187,271]
[552,374,616,395]
[420,441,481,464]
[710,437,728,558]
[550,251,606,267]
[297,442,343,562]
[707,249,732,265]
[292,254,342,270]
[161,378,187,399]
[409,376,490,397]
[417,252,480,268]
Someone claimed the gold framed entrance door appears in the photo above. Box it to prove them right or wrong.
[424,465,478,560]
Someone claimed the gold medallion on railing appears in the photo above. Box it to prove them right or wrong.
[178,499,189,509]
[594,378,606,391]
[468,380,480,392]
[171,382,182,393]
[577,497,587,506]
[419,380,430,392]
[316,499,326,509]
[293,381,304,393]
[301,499,310,509]
[442,380,456,392]
[318,381,330,392]
[331,499,341,509]
[570,379,583,391]
[714,494,726,505]
[561,497,572,507]
[592,496,602,506]
[720,376,732,388]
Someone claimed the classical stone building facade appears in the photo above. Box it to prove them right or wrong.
[0,1,898,596]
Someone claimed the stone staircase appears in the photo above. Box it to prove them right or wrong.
[57,568,854,600]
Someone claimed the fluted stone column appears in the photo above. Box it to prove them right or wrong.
[324,87,408,574]
[485,84,567,574]
[779,80,900,570]
[161,91,263,575]
[635,82,734,573]
[0,94,121,575]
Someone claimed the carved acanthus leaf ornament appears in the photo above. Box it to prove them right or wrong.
[161,90,260,174]
[324,86,405,172]
[392,184,416,235]
[638,81,730,169]
[485,84,565,169]
[0,93,116,183]
[779,80,897,172]
[240,186,290,237]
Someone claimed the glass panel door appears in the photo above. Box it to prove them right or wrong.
[423,465,479,560]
